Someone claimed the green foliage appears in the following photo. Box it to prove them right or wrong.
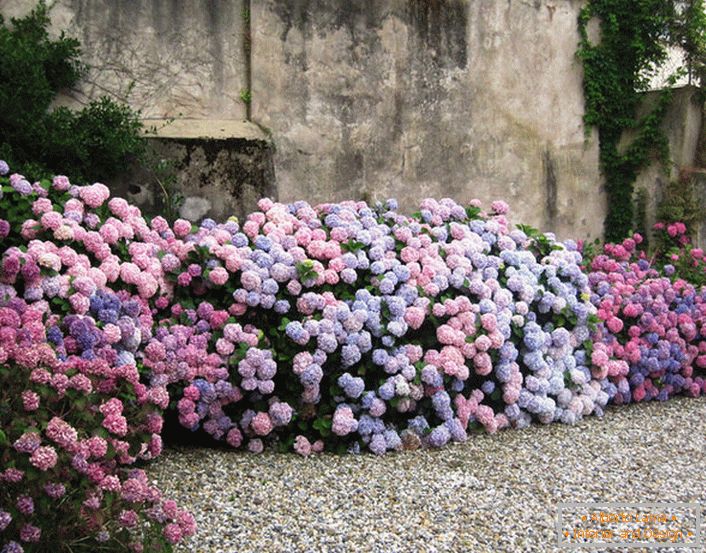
[465,205,482,220]
[516,223,564,257]
[655,174,701,233]
[0,2,145,183]
[296,260,319,283]
[652,174,704,284]
[671,0,706,81]
[577,0,706,242]
[143,150,184,224]
[633,186,650,249]
[341,238,366,253]
[239,88,252,105]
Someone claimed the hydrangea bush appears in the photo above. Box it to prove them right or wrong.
[0,165,190,552]
[1,160,705,550]
[651,220,706,287]
[146,197,614,455]
[0,297,194,552]
[588,236,706,403]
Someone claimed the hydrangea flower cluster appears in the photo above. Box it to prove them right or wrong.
[588,236,706,403]
[1,166,197,550]
[650,220,706,287]
[2,161,705,548]
[0,298,193,552]
[146,194,614,454]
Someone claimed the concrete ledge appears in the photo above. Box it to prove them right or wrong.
[108,120,276,223]
[141,119,269,142]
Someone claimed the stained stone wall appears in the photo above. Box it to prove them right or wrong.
[111,121,276,223]
[251,0,605,239]
[0,0,609,237]
[630,86,706,247]
[6,0,249,120]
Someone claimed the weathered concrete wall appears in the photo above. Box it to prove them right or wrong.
[111,121,275,222]
[1,0,607,238]
[251,0,604,239]
[631,86,706,243]
[692,174,706,249]
[0,0,248,119]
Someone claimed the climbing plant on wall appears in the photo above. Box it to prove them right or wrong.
[577,0,706,242]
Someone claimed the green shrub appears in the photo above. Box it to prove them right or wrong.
[0,2,144,183]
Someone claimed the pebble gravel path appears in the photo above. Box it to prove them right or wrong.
[149,397,706,553]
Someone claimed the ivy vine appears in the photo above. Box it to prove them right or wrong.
[577,0,706,242]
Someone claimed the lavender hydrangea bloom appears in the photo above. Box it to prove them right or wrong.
[368,433,387,455]
[427,425,451,448]
[1,541,23,553]
[445,419,467,442]
[407,416,429,435]
[337,373,365,398]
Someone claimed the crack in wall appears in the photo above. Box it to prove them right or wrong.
[243,0,252,120]
[543,149,558,229]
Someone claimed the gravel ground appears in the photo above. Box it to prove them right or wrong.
[149,397,706,553]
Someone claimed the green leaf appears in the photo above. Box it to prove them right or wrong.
[516,223,538,237]
[465,206,482,220]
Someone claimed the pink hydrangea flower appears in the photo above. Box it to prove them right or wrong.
[251,412,273,436]
[29,446,58,471]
